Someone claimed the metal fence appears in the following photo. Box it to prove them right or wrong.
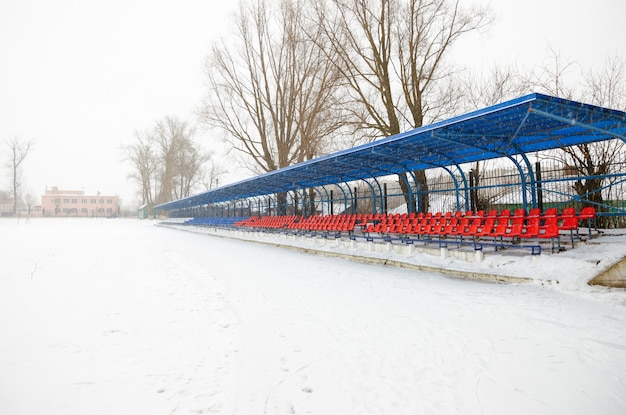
[177,151,626,229]
[353,156,626,228]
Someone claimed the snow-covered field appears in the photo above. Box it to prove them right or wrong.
[1,218,625,415]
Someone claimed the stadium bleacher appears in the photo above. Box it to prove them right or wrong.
[178,206,596,255]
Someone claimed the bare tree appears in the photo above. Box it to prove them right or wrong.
[154,117,185,204]
[526,45,578,99]
[5,137,34,215]
[458,65,531,210]
[583,55,626,111]
[198,0,347,214]
[23,192,34,217]
[125,130,157,209]
[171,136,213,200]
[126,117,212,209]
[202,159,228,191]
[313,0,491,213]
[568,56,625,221]
[458,65,530,113]
[525,51,626,222]
[152,117,209,204]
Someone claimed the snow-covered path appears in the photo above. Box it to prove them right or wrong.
[1,218,625,414]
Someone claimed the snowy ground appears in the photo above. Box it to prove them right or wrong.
[1,218,625,415]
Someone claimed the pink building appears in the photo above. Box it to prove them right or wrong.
[41,186,119,217]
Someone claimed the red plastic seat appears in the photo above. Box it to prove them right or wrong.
[519,221,539,238]
[578,206,597,234]
[558,207,576,220]
[493,221,523,241]
[521,215,561,252]
[460,217,482,238]
[578,206,596,219]
[442,218,459,235]
[429,220,447,237]
[476,217,497,238]
[558,207,579,248]
[527,207,541,218]
[491,217,510,243]
[449,217,470,240]
[538,223,560,247]
[543,207,557,216]
[412,217,431,237]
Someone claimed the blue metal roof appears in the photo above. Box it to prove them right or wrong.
[156,93,626,211]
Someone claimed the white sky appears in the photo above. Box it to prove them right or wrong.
[1,0,625,208]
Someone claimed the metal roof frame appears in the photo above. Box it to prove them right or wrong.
[155,93,626,211]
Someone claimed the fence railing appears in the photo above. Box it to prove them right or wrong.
[174,156,626,229]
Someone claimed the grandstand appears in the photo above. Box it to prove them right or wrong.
[156,93,625,255]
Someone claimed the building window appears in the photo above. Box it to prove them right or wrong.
[107,199,113,204]
[71,199,77,204]
[81,199,87,204]
[91,199,97,204]
[63,198,69,204]
[81,208,88,213]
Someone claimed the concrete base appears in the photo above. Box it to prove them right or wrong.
[160,224,536,284]
[589,256,626,288]
[158,223,626,288]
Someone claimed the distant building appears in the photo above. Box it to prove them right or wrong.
[41,186,119,217]
[0,191,42,217]
[0,196,15,216]
[137,203,150,219]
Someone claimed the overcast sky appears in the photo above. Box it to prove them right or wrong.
[1,0,624,207]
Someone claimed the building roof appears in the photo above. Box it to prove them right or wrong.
[156,93,626,211]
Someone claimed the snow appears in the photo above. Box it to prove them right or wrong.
[1,218,626,415]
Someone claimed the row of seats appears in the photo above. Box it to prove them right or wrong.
[228,207,596,254]
[185,217,248,227]
[235,213,368,232]
[362,207,596,253]
[234,215,300,229]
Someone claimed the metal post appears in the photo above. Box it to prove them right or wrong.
[536,161,543,212]
[383,183,388,214]
[469,170,476,212]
